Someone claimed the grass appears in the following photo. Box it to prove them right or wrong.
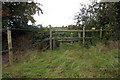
[2,43,119,78]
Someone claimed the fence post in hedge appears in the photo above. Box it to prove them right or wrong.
[49,25,52,50]
[100,27,102,40]
[70,32,73,43]
[83,27,85,45]
[53,32,56,50]
[7,27,13,65]
[78,32,81,42]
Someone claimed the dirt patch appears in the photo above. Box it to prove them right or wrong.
[100,41,119,52]
[108,41,119,49]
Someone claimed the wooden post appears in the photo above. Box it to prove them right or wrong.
[70,32,73,43]
[100,27,102,39]
[50,25,52,50]
[78,32,81,42]
[7,27,13,65]
[83,27,85,45]
[53,32,56,50]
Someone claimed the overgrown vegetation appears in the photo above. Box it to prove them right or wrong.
[2,25,50,64]
[3,42,119,78]
[2,1,120,78]
[74,1,120,41]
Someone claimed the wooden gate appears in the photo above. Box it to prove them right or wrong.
[49,26,103,50]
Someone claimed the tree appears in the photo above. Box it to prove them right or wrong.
[2,1,43,52]
[75,1,99,29]
[75,1,120,30]
[2,2,43,28]
[75,1,120,40]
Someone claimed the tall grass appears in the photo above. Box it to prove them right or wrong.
[3,43,119,78]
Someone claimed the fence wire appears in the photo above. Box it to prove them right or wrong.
[1,27,119,53]
[1,37,50,53]
[0,27,49,31]
[1,27,50,53]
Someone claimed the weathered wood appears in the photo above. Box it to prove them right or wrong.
[53,37,56,50]
[70,32,73,43]
[53,30,100,32]
[86,30,100,32]
[58,37,92,42]
[100,27,102,39]
[83,27,85,45]
[58,40,76,42]
[50,27,105,49]
[55,37,92,40]
[78,32,81,42]
[54,30,83,32]
[52,31,56,50]
[7,27,13,65]
[49,26,52,50]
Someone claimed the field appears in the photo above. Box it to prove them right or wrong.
[2,42,119,78]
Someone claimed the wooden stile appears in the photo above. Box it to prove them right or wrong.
[50,27,104,50]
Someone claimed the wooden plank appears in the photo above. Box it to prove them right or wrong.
[55,37,92,39]
[70,32,73,43]
[57,37,92,41]
[83,27,85,45]
[78,32,81,42]
[52,31,56,50]
[55,37,74,40]
[7,27,13,65]
[100,27,102,39]
[85,30,100,32]
[58,40,78,42]
[49,26,52,50]
[53,37,56,50]
[54,30,83,32]
[53,30,100,32]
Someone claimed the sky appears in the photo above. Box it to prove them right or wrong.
[28,0,92,27]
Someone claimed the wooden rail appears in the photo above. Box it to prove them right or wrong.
[53,30,100,32]
[49,26,103,50]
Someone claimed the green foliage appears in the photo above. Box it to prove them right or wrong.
[75,1,120,41]
[2,2,43,49]
[32,26,49,46]
[67,25,79,30]
[2,2,43,28]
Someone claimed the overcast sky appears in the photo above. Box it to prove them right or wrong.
[28,0,92,27]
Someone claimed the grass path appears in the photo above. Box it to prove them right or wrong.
[3,43,119,78]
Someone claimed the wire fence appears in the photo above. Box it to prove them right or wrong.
[1,38,50,53]
[1,27,119,53]
[1,27,50,53]
[0,27,49,31]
